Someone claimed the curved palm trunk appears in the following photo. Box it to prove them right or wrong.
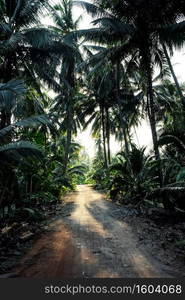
[162,44,185,107]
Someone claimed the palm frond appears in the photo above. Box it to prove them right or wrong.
[24,27,55,49]
[72,1,110,18]
[0,79,26,94]
[0,114,57,138]
[0,79,26,112]
[92,17,135,36]
[0,140,43,163]
[160,21,185,49]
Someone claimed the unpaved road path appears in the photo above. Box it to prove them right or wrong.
[16,185,173,278]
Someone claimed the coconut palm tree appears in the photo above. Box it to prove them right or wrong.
[49,0,83,173]
[72,0,185,186]
[0,0,60,81]
[0,0,65,131]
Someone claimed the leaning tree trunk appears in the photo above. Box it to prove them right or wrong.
[162,43,185,107]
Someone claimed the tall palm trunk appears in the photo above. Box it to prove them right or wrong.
[146,54,163,187]
[115,61,129,157]
[127,126,132,149]
[105,107,111,165]
[100,104,108,168]
[146,55,176,209]
[162,44,185,107]
[63,59,75,174]
[64,103,73,174]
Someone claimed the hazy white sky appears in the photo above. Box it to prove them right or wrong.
[44,1,185,158]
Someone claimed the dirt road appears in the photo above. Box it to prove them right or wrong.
[16,185,173,278]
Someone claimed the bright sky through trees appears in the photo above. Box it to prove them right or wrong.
[74,4,185,157]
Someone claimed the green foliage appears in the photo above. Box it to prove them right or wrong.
[87,147,111,190]
[0,76,86,222]
[108,146,158,203]
[2,0,185,227]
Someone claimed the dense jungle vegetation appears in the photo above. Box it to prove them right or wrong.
[1,0,185,234]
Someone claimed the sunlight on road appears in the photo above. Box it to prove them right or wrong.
[16,185,170,278]
[64,185,168,278]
